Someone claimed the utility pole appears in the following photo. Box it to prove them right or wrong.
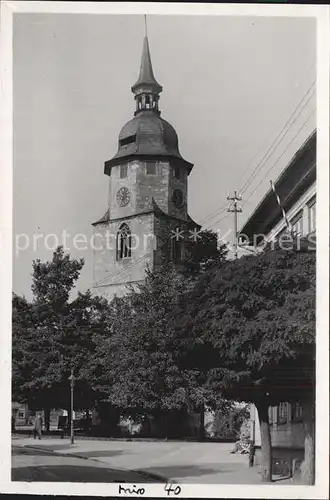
[227,191,242,259]
[68,368,75,445]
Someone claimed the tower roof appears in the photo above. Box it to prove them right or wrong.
[131,37,163,94]
[104,111,193,174]
[104,33,193,175]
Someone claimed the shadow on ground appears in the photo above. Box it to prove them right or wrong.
[28,443,83,452]
[12,445,124,459]
[12,447,61,458]
[140,464,237,478]
[70,450,124,458]
[12,465,163,483]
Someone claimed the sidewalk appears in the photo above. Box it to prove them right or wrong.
[12,437,295,484]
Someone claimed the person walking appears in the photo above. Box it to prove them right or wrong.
[33,412,43,440]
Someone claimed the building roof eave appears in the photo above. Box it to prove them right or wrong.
[104,154,194,176]
[240,130,316,240]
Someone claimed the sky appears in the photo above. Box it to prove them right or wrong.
[13,13,316,299]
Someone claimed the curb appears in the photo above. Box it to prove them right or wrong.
[23,444,89,461]
[12,432,236,444]
[18,444,169,483]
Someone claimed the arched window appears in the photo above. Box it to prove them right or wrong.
[117,223,132,260]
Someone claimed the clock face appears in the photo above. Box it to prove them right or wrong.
[172,189,184,208]
[116,187,130,207]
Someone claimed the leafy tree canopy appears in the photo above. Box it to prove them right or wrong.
[184,229,228,276]
[94,262,230,419]
[12,247,111,411]
[173,248,316,407]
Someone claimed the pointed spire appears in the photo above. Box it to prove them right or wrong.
[131,36,162,95]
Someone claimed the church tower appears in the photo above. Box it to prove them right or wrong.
[92,35,198,300]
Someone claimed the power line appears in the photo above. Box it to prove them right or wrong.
[238,60,315,195]
[242,108,315,204]
[198,203,228,226]
[240,81,315,196]
[207,106,313,246]
[204,212,231,230]
[196,77,315,233]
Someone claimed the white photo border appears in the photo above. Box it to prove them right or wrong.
[0,1,329,498]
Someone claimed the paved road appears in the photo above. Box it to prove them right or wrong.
[12,446,164,483]
[12,438,268,484]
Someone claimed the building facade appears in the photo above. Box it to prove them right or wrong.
[92,36,198,300]
[240,130,316,472]
[240,131,316,247]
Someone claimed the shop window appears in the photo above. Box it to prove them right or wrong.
[268,407,273,425]
[292,402,303,422]
[278,402,289,424]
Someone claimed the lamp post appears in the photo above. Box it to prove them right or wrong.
[68,368,75,444]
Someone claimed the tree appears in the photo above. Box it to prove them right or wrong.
[31,246,84,308]
[12,294,35,403]
[174,248,315,482]
[212,403,250,440]
[95,266,188,413]
[91,230,229,435]
[12,247,111,424]
[184,229,228,276]
[93,263,230,437]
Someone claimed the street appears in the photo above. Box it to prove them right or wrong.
[12,438,270,484]
[12,445,164,483]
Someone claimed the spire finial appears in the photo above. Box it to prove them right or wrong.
[131,24,163,115]
[131,36,161,93]
[144,14,148,38]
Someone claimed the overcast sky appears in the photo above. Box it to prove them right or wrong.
[13,13,316,298]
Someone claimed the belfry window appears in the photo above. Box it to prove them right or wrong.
[146,161,156,175]
[117,223,132,260]
[120,164,128,179]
